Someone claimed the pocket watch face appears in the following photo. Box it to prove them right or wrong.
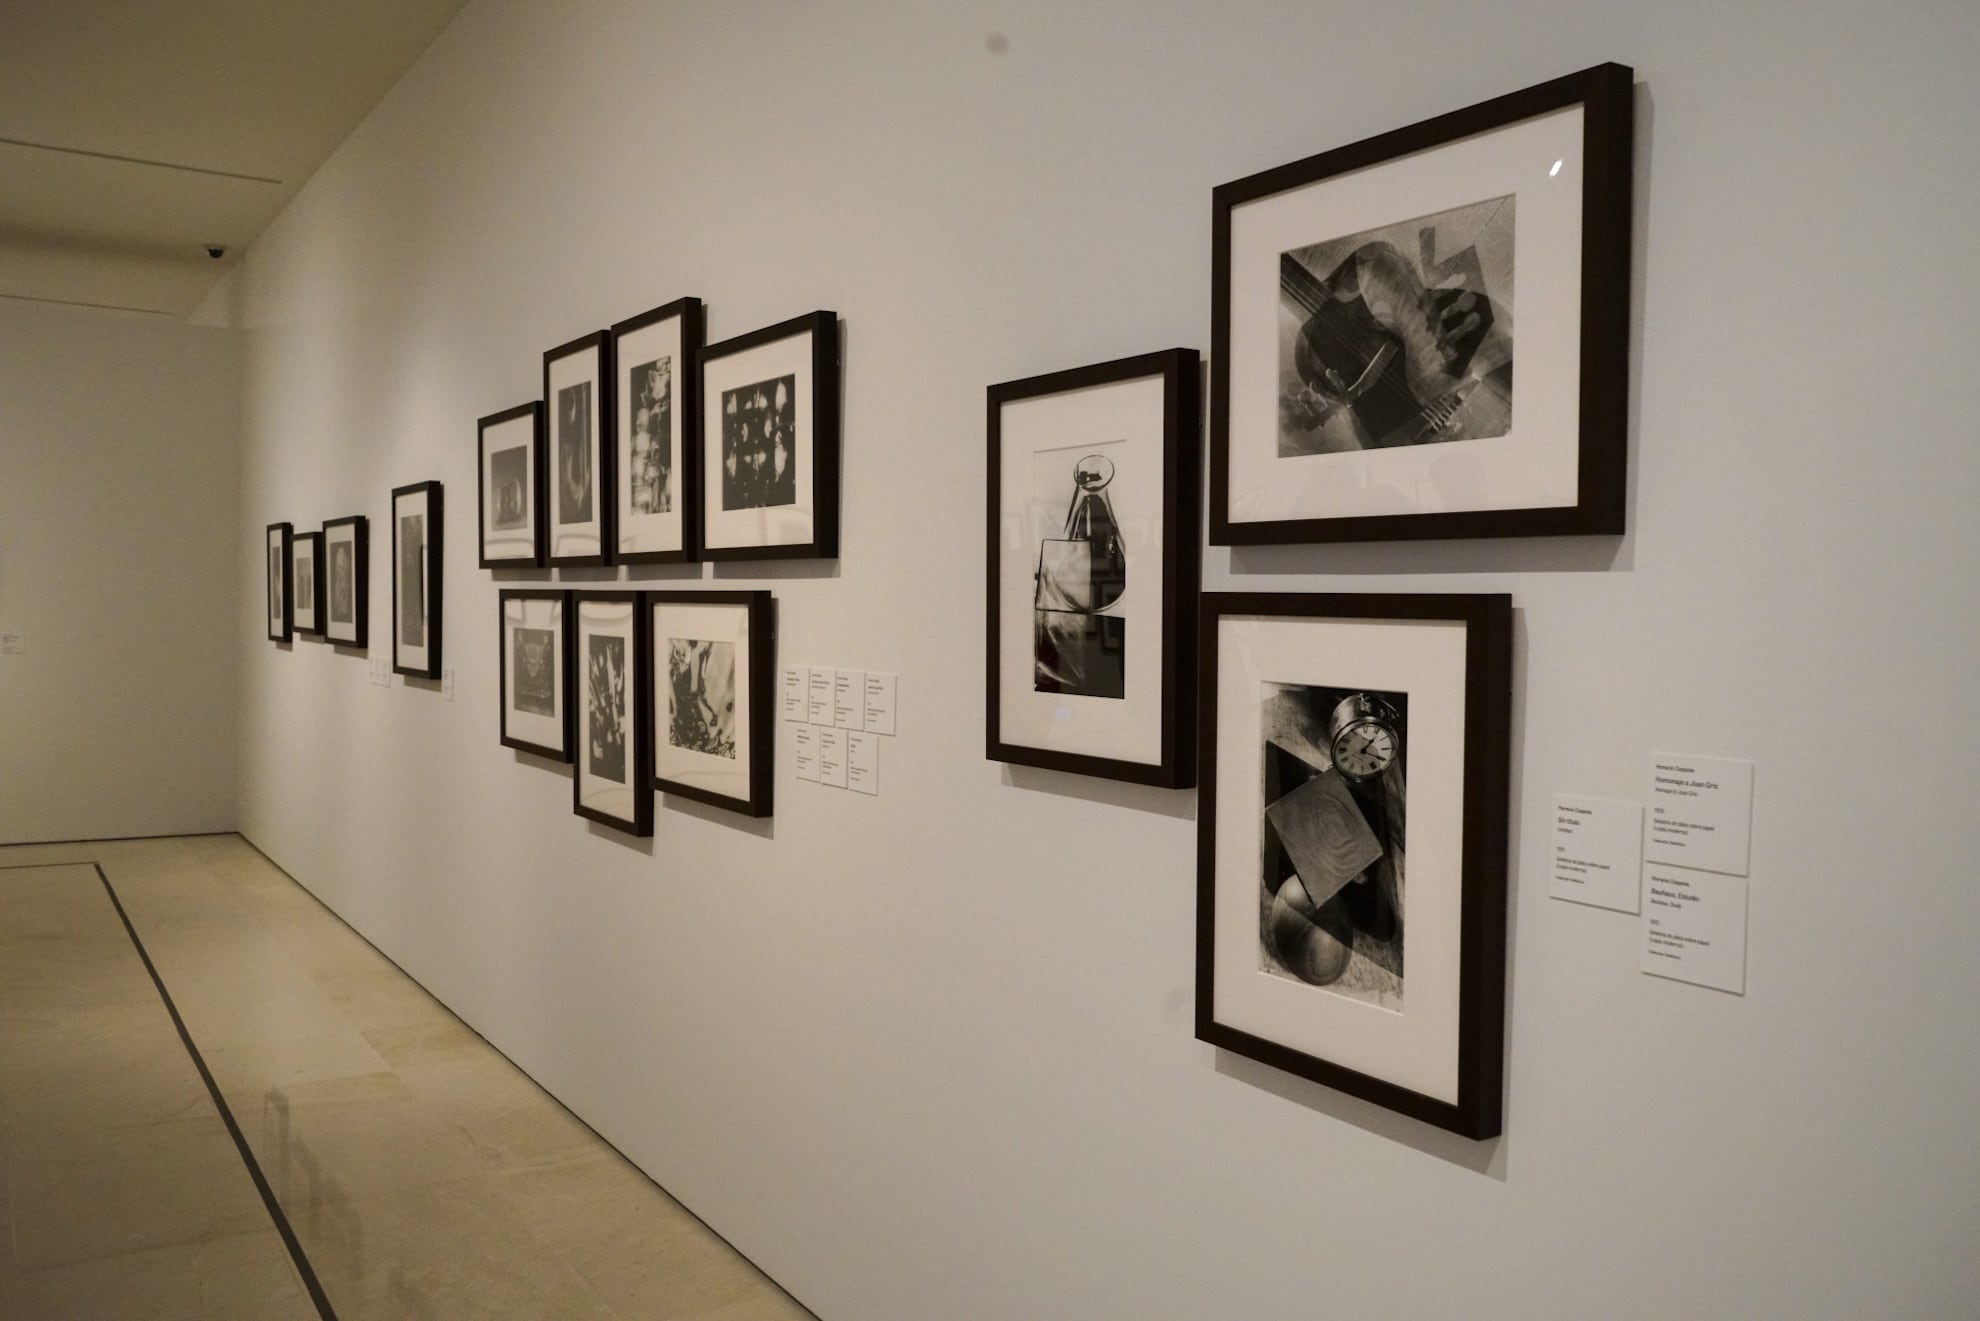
[1331,719,1396,779]
[1327,692,1399,781]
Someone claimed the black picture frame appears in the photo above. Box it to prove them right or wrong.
[612,297,704,563]
[573,591,653,836]
[322,515,369,648]
[265,522,292,643]
[478,400,545,567]
[544,330,614,568]
[391,481,444,679]
[649,589,774,817]
[697,310,840,561]
[1210,62,1632,544]
[499,588,574,762]
[1196,591,1512,1139]
[292,530,325,637]
[985,348,1200,788]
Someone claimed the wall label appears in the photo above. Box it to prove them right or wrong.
[1550,794,1642,912]
[1645,752,1753,876]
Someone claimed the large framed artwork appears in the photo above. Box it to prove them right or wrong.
[1196,592,1512,1138]
[649,590,773,817]
[612,298,703,563]
[291,530,324,637]
[1211,62,1633,543]
[544,331,613,567]
[266,522,292,643]
[698,310,840,560]
[499,589,572,761]
[479,401,544,567]
[322,515,369,648]
[574,592,652,836]
[391,481,443,679]
[986,348,1200,788]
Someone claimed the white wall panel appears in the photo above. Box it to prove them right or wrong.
[0,301,238,842]
[229,2,1980,1316]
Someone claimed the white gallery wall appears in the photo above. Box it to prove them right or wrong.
[225,2,1980,1317]
[0,301,239,843]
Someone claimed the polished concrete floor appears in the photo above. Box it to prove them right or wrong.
[0,835,816,1320]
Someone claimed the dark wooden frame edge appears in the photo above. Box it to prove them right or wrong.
[611,297,706,564]
[647,589,775,817]
[985,346,1200,789]
[1208,62,1634,545]
[1192,590,1512,1139]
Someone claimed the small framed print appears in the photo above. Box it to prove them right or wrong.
[391,481,443,679]
[650,590,773,817]
[266,523,292,642]
[574,592,652,836]
[986,348,1200,788]
[1197,592,1512,1139]
[322,516,369,648]
[612,298,704,563]
[698,310,840,560]
[1211,63,1632,543]
[544,331,613,567]
[500,589,572,761]
[479,401,544,567]
[292,530,324,636]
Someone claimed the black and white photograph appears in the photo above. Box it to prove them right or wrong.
[1258,682,1407,1009]
[392,481,443,678]
[1277,196,1513,457]
[587,632,627,784]
[668,639,735,757]
[323,514,368,648]
[479,401,543,566]
[493,447,529,526]
[721,375,796,511]
[1032,444,1127,701]
[517,629,558,716]
[1212,62,1632,543]
[559,381,593,525]
[988,349,1199,788]
[698,311,839,560]
[612,298,702,562]
[1197,591,1511,1138]
[330,542,354,621]
[266,522,291,642]
[631,360,672,515]
[574,592,651,834]
[292,530,323,636]
[650,591,773,817]
[398,514,425,646]
[499,589,570,761]
[544,330,612,566]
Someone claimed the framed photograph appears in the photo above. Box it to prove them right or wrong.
[1196,592,1512,1138]
[322,515,369,648]
[1211,62,1632,543]
[544,331,613,567]
[613,298,703,562]
[698,310,840,560]
[499,589,572,761]
[391,481,443,679]
[292,530,324,636]
[479,401,544,567]
[574,592,652,836]
[265,522,292,642]
[650,590,773,817]
[986,348,1199,787]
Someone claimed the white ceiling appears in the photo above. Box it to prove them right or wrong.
[0,0,469,318]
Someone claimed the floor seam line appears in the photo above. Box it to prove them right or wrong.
[90,859,341,1321]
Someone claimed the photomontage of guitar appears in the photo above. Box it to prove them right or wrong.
[1279,233,1513,452]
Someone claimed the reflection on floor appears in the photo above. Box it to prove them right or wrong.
[0,835,816,1321]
